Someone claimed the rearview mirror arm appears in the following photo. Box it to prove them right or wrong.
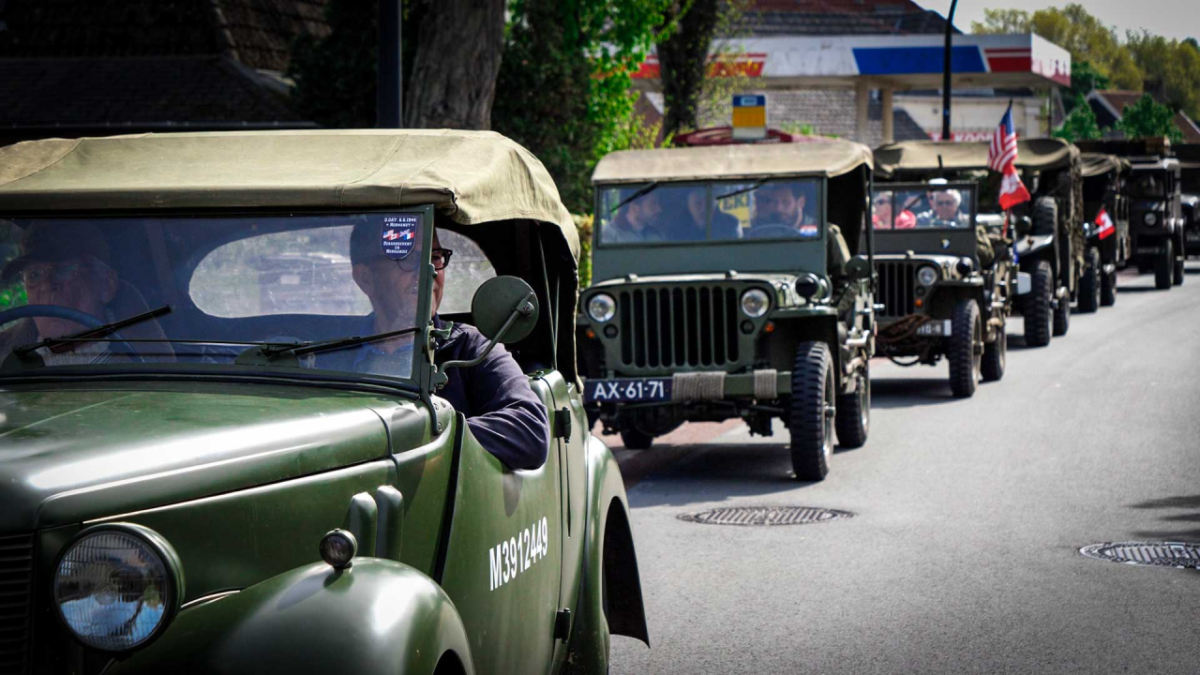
[434,291,536,388]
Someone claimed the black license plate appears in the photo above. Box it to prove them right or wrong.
[584,378,672,403]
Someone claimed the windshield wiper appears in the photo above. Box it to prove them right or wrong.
[715,179,768,202]
[259,327,420,360]
[609,182,660,214]
[14,305,173,357]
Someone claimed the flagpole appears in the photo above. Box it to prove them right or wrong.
[942,0,958,142]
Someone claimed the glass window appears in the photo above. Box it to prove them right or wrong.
[872,187,973,230]
[435,229,496,315]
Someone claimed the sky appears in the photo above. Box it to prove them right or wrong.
[922,0,1198,42]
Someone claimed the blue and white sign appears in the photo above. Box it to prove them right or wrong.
[381,214,420,260]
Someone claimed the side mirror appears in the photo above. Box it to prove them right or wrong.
[845,256,872,281]
[471,276,540,345]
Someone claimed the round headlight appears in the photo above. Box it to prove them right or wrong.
[1144,212,1158,226]
[587,293,616,323]
[53,525,183,652]
[740,288,771,318]
[794,273,827,301]
[956,257,974,275]
[917,266,939,286]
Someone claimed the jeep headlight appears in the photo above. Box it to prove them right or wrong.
[740,288,771,318]
[53,524,183,652]
[794,273,828,301]
[587,293,616,323]
[1144,212,1158,226]
[917,266,939,286]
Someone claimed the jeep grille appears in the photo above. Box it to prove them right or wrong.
[876,261,918,317]
[618,286,740,369]
[0,533,33,675]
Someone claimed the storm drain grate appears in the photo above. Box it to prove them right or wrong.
[1080,542,1200,569]
[678,506,853,526]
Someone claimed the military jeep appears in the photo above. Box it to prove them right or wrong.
[577,140,876,481]
[1077,153,1132,310]
[875,139,1084,348]
[869,182,1013,397]
[0,130,647,675]
[1177,144,1200,257]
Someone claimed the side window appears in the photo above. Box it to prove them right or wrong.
[437,230,496,315]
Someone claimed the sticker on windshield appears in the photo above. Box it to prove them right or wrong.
[798,224,819,239]
[381,215,420,260]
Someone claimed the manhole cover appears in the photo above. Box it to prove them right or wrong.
[1080,542,1200,569]
[677,506,853,526]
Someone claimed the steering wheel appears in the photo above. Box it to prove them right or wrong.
[744,223,801,239]
[0,305,143,363]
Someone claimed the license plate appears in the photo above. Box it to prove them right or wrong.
[584,378,672,403]
[916,320,951,337]
[1136,247,1161,255]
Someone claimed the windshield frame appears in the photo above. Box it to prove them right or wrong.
[593,176,828,249]
[0,206,439,397]
[871,181,979,234]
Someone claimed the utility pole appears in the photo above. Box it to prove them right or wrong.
[377,0,403,128]
[942,0,958,141]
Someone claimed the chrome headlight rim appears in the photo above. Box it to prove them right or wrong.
[587,293,617,323]
[917,265,939,286]
[1143,212,1158,226]
[52,523,184,653]
[740,288,771,318]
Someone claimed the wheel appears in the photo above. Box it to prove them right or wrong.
[788,341,835,481]
[1174,242,1185,286]
[834,361,869,450]
[1078,248,1101,314]
[949,299,982,398]
[1032,196,1057,235]
[981,324,1007,383]
[1100,267,1117,307]
[619,428,654,450]
[1155,239,1173,290]
[1024,260,1053,348]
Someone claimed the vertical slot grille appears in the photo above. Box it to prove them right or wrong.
[876,261,917,317]
[0,533,33,675]
[617,286,741,369]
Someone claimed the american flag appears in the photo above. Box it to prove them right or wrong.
[988,104,1030,210]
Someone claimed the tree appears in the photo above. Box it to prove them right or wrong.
[1063,61,1109,113]
[1125,31,1200,121]
[287,0,379,128]
[1053,94,1102,141]
[657,0,722,137]
[404,0,506,129]
[1117,93,1183,142]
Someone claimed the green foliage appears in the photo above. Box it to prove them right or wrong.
[0,283,26,312]
[1063,61,1109,112]
[1053,94,1102,141]
[573,214,594,288]
[1126,31,1200,120]
[286,0,379,128]
[1116,93,1183,142]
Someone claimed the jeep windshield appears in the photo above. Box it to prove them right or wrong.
[596,178,823,245]
[872,187,975,231]
[1129,172,1166,198]
[0,213,432,383]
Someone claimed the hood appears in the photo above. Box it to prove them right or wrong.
[0,382,400,532]
[587,272,800,290]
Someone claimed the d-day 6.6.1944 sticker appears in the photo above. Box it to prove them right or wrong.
[381,214,420,260]
[489,517,550,591]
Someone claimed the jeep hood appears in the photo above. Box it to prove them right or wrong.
[0,383,400,531]
[588,272,800,289]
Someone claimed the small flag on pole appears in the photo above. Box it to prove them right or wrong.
[988,104,1031,211]
[1095,208,1115,240]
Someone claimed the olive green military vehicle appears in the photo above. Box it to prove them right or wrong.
[875,139,1084,347]
[1176,144,1200,256]
[0,130,647,675]
[577,140,876,481]
[1077,153,1132,310]
[868,182,1013,397]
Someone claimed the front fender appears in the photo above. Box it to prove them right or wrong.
[109,559,475,675]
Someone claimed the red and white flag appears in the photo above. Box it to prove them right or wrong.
[1095,208,1115,240]
[988,104,1031,211]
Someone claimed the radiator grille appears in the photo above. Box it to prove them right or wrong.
[0,533,33,675]
[876,261,917,318]
[617,286,741,369]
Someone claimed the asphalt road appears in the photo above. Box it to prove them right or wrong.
[609,264,1200,675]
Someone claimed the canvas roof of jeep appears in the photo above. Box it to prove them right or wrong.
[873,138,1078,177]
[591,138,873,184]
[1080,152,1130,178]
[0,129,579,258]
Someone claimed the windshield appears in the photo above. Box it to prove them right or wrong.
[0,213,433,382]
[596,178,823,245]
[1129,172,1165,198]
[872,186,975,230]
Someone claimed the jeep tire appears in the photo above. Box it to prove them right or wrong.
[1155,239,1173,290]
[835,362,869,450]
[949,299,982,398]
[1173,241,1185,286]
[1078,247,1101,313]
[981,326,1007,382]
[789,341,835,481]
[619,428,654,451]
[1024,260,1054,347]
[1100,267,1117,307]
[1052,289,1070,337]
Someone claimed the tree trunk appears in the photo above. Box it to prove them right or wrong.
[657,0,721,139]
[404,0,505,129]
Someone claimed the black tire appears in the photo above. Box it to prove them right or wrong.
[981,325,1007,382]
[1155,239,1173,290]
[1078,247,1101,314]
[1024,260,1054,347]
[835,361,869,450]
[788,341,835,481]
[1173,242,1185,286]
[1052,291,1070,337]
[1032,196,1057,235]
[949,299,982,398]
[619,428,654,450]
[1100,267,1117,307]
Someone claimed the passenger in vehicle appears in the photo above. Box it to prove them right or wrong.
[666,190,740,240]
[872,192,916,229]
[750,182,817,234]
[347,223,551,470]
[0,222,171,364]
[916,189,969,228]
[604,188,665,244]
